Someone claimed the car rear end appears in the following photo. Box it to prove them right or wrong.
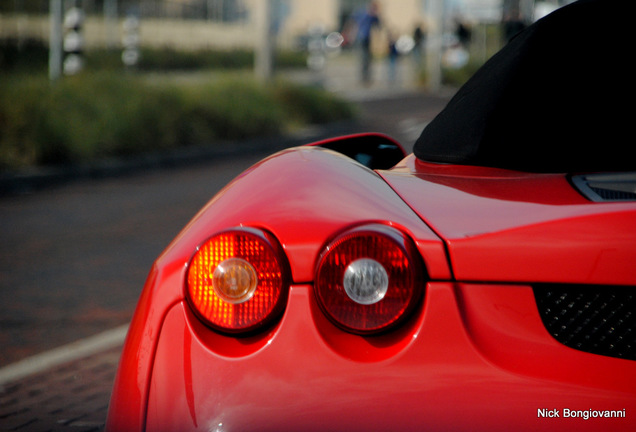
[107,147,636,432]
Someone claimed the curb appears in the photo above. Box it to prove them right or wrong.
[0,325,128,387]
[0,120,361,198]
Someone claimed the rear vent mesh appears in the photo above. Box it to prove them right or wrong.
[572,172,636,202]
[533,285,635,361]
[589,187,636,201]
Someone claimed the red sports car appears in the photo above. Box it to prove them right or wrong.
[107,0,635,430]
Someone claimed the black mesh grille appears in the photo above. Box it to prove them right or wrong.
[590,186,636,201]
[571,173,636,202]
[533,285,635,361]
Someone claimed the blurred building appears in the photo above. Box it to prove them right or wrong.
[2,1,561,52]
[133,0,507,50]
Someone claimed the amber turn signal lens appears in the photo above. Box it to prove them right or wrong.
[315,224,424,334]
[186,228,289,333]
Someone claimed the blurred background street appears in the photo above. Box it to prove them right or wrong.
[0,87,452,432]
[0,88,452,366]
[1,0,570,430]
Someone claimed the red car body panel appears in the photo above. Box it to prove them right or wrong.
[384,157,636,285]
[144,284,635,432]
[107,144,636,431]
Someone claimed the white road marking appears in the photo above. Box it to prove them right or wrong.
[0,324,128,385]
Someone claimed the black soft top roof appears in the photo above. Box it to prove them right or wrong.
[413,0,635,173]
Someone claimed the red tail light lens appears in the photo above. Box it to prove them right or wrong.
[315,224,424,334]
[186,227,289,334]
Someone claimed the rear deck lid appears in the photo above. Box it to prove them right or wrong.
[381,160,636,286]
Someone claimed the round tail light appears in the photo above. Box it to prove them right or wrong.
[186,227,289,334]
[315,224,425,334]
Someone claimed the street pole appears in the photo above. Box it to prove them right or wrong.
[425,0,444,93]
[255,0,274,82]
[49,0,63,82]
[104,0,118,49]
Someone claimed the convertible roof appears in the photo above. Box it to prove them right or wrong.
[413,0,635,173]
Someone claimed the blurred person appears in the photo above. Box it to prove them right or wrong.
[387,30,399,84]
[503,11,527,42]
[455,17,472,47]
[354,1,381,85]
[412,23,426,67]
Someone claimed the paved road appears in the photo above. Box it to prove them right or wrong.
[0,87,452,431]
[0,151,270,367]
[0,89,451,367]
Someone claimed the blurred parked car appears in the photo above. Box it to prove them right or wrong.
[107,0,635,430]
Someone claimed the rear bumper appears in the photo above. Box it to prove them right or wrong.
[146,282,636,431]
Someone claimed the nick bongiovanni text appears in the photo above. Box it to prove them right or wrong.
[538,408,626,420]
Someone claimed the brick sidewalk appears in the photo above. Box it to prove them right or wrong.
[0,346,121,432]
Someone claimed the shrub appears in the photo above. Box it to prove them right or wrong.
[0,76,50,167]
[0,72,353,170]
[0,38,48,72]
[272,82,356,125]
[0,37,306,73]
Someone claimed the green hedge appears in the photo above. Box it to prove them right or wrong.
[0,38,306,73]
[0,73,354,170]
